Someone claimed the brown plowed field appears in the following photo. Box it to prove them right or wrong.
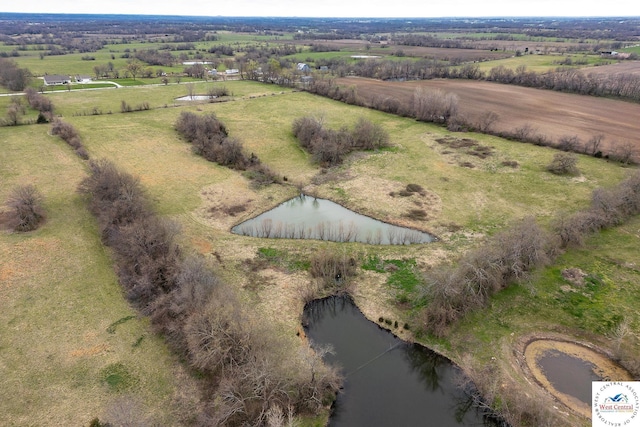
[580,60,640,76]
[335,77,640,161]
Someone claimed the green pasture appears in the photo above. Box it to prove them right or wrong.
[475,53,608,73]
[449,213,640,362]
[621,45,640,54]
[0,125,179,425]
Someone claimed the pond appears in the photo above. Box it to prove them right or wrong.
[303,296,498,426]
[231,195,435,245]
[523,339,634,418]
[536,350,601,405]
[175,95,215,101]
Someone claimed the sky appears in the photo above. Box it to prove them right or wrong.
[2,0,640,18]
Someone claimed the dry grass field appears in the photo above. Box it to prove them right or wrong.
[335,76,640,161]
[2,80,637,426]
[0,126,184,425]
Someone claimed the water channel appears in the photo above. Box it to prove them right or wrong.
[303,296,498,426]
[231,195,435,245]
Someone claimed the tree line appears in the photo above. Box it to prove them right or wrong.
[175,111,280,187]
[79,159,341,426]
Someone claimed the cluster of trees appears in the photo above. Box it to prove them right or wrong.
[419,170,640,338]
[3,184,46,232]
[2,97,26,126]
[133,49,176,67]
[24,87,54,118]
[0,58,30,91]
[80,160,341,425]
[292,116,390,166]
[175,111,279,187]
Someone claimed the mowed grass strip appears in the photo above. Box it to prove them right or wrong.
[0,125,179,425]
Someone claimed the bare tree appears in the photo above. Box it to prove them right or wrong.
[513,123,536,141]
[586,134,604,156]
[186,82,195,100]
[126,59,143,81]
[612,140,635,165]
[558,134,580,152]
[412,87,459,124]
[476,111,499,132]
[4,184,46,231]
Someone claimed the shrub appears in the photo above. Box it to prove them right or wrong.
[292,115,390,166]
[547,152,579,175]
[350,117,390,150]
[310,249,356,289]
[4,184,46,231]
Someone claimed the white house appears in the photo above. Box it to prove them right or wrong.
[297,63,310,73]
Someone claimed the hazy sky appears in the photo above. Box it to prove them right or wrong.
[2,0,640,18]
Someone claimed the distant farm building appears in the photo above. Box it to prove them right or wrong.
[43,74,71,85]
[75,75,92,83]
[297,63,311,73]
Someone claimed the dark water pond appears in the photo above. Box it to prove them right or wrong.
[231,195,434,245]
[303,296,496,426]
[538,350,602,405]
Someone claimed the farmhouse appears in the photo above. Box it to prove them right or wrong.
[297,63,310,73]
[43,74,71,85]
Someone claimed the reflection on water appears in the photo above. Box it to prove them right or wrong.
[303,296,499,427]
[231,195,434,245]
[538,350,602,405]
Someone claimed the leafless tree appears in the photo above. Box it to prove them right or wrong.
[4,184,46,231]
[612,140,635,165]
[475,111,499,132]
[513,123,536,141]
[126,59,143,81]
[558,134,580,152]
[412,87,459,124]
[586,134,604,156]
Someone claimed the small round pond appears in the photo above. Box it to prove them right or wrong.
[524,339,634,417]
[303,296,498,426]
[232,194,435,245]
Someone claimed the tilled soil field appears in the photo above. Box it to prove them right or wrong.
[335,76,640,161]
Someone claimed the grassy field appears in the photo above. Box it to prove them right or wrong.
[0,125,182,425]
[474,53,608,72]
[2,79,638,425]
